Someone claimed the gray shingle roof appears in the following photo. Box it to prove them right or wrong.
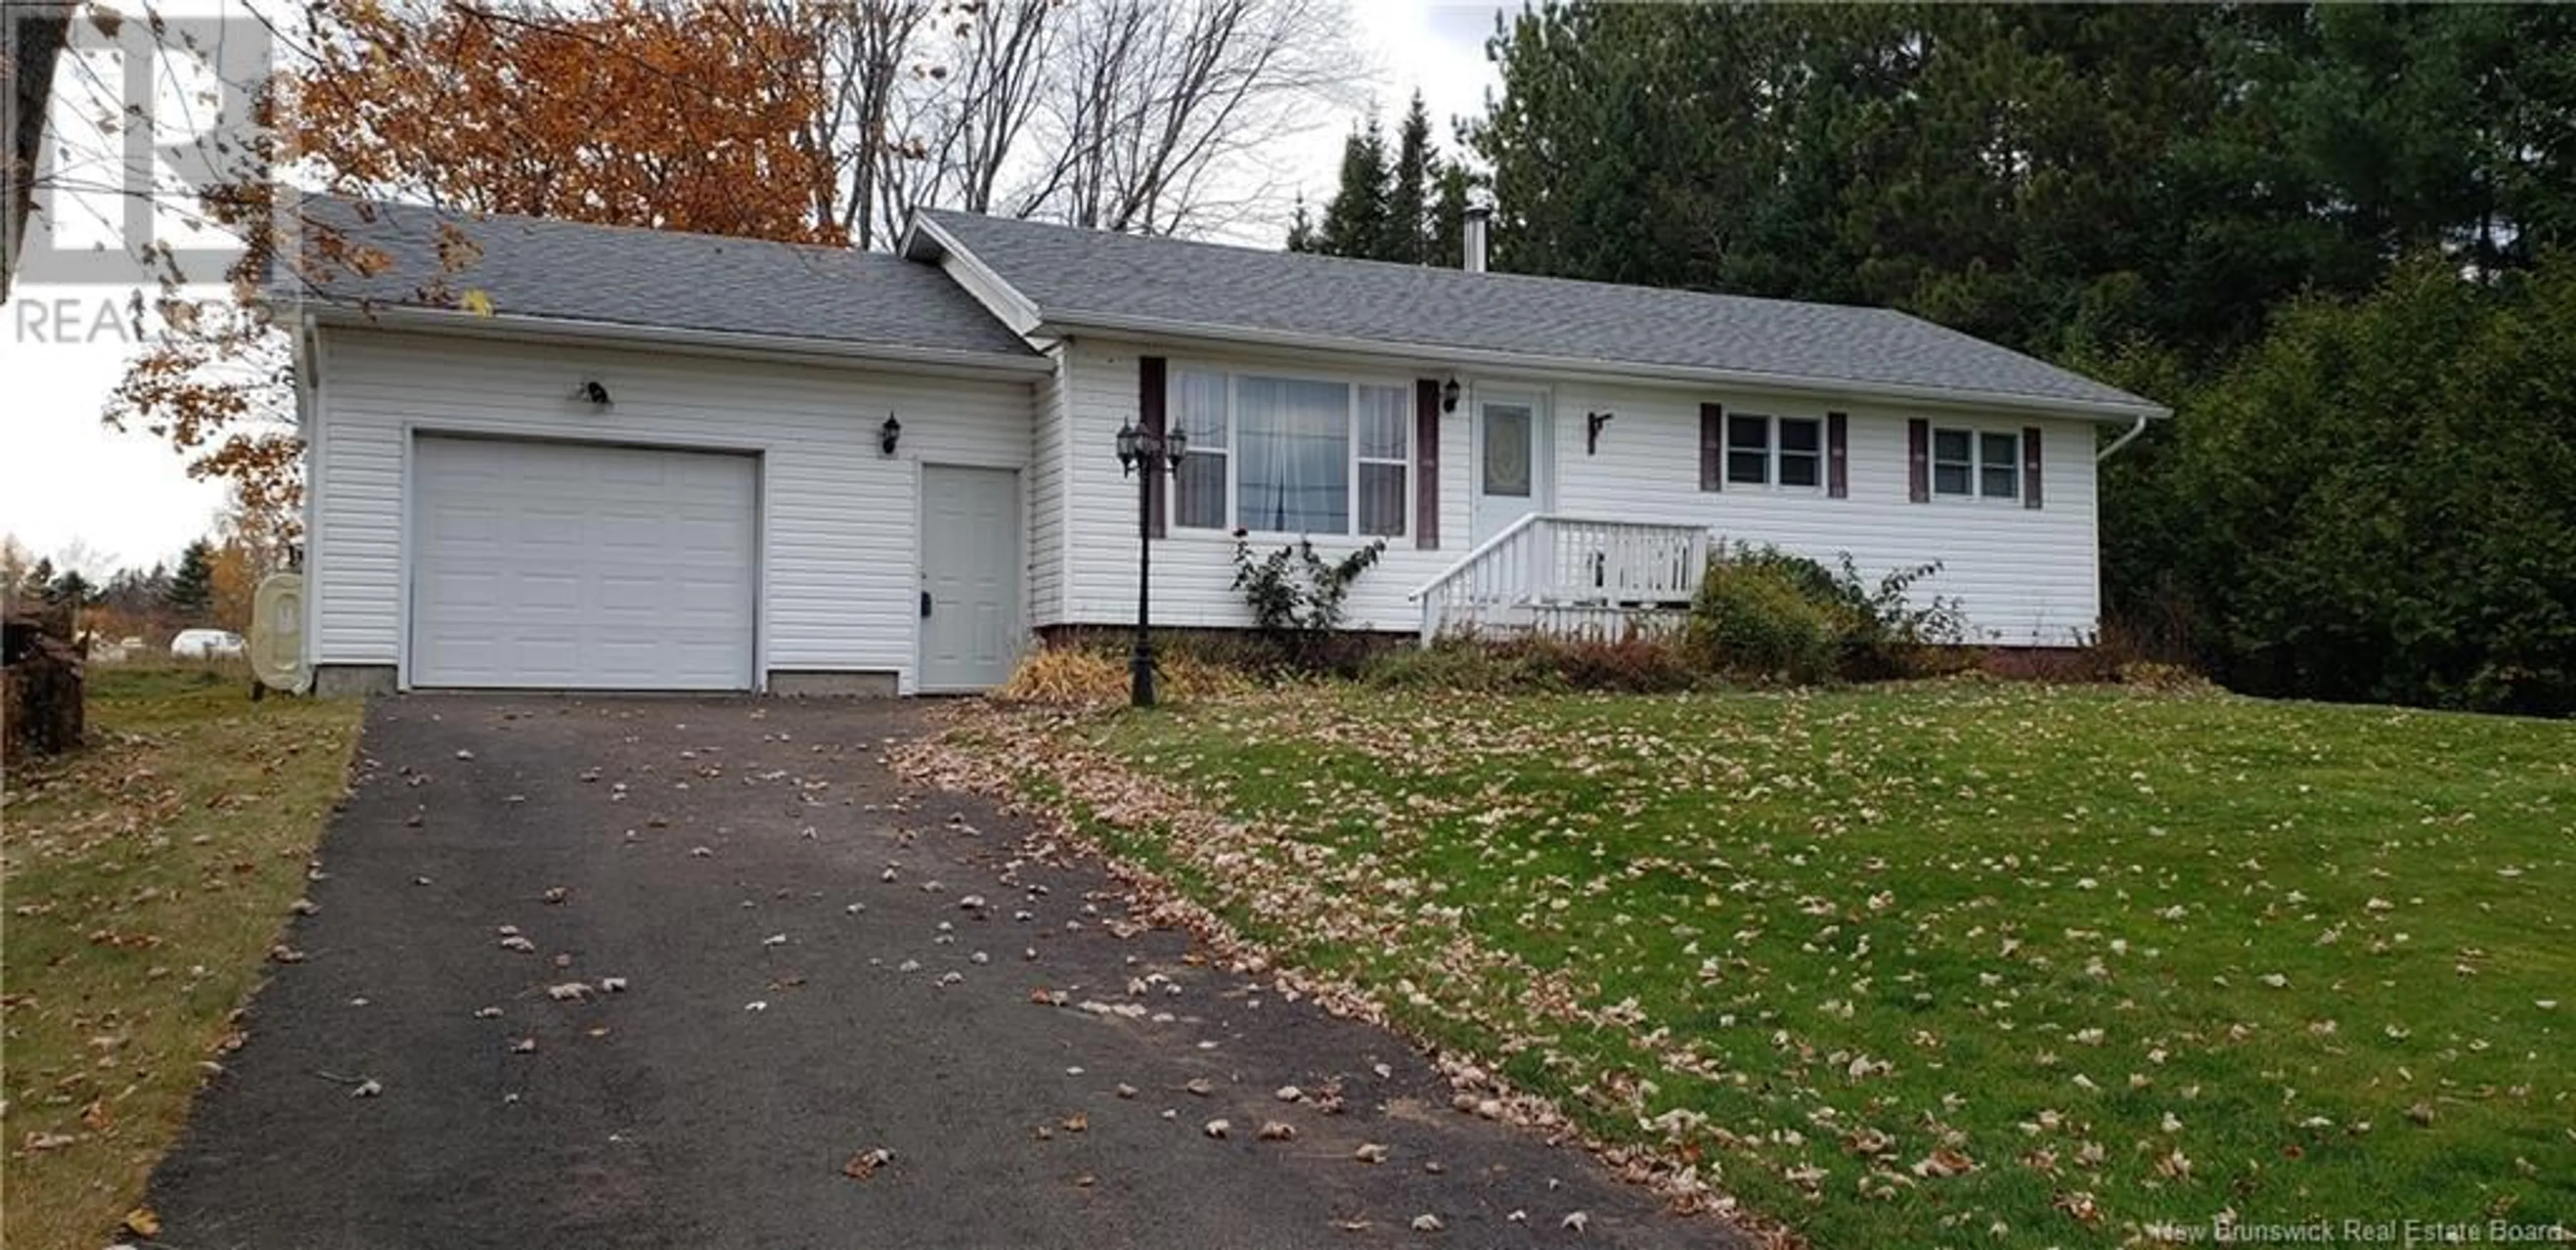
[915,209,2157,414]
[286,195,1038,363]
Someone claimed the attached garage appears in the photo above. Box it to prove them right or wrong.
[409,437,759,690]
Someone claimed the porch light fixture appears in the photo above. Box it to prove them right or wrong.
[1113,416,1189,707]
[1441,377,1460,412]
[879,412,902,456]
[1587,410,1615,455]
[576,380,612,407]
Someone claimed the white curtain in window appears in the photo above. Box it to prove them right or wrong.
[1171,370,1230,529]
[1237,376,1350,532]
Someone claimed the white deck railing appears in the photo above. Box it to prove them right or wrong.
[1409,514,1711,642]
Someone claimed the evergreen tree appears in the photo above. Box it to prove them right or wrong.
[48,569,94,611]
[166,539,217,621]
[1386,92,1435,264]
[1313,113,1393,260]
[1428,162,1473,269]
[1285,194,1319,253]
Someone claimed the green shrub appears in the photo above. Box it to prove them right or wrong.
[1685,557,1840,683]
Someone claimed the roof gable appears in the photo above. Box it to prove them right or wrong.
[910,209,2160,418]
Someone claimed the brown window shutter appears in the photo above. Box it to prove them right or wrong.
[1907,418,1931,503]
[1826,411,1849,499]
[2022,426,2043,509]
[1139,355,1167,538]
[1699,402,1724,491]
[1413,379,1441,550]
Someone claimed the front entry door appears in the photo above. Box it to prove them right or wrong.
[1472,392,1550,545]
[918,465,1022,691]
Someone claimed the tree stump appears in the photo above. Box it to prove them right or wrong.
[3,610,85,761]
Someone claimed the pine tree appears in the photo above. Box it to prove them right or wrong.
[1285,194,1320,253]
[1313,113,1393,260]
[1428,162,1474,269]
[166,539,216,621]
[1386,92,1435,264]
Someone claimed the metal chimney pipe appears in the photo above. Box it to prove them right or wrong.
[1463,203,1490,273]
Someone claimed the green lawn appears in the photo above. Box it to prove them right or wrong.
[2,665,362,1250]
[932,682,2573,1247]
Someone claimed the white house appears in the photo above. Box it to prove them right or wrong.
[284,195,2166,695]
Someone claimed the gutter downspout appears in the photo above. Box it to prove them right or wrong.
[2096,412,2152,462]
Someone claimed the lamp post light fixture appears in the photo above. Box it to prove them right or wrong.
[1114,417,1189,707]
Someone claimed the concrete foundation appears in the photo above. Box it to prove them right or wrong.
[766,669,900,698]
[312,665,399,697]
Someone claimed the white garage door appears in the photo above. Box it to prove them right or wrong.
[411,437,757,689]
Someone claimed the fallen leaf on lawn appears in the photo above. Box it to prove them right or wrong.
[1913,1147,1976,1178]
[843,1147,893,1180]
[24,1131,78,1150]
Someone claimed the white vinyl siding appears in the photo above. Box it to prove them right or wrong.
[1559,388,2097,645]
[1057,339,1466,632]
[1048,338,2102,645]
[308,327,1034,691]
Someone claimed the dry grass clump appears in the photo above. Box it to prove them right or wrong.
[994,646,1256,707]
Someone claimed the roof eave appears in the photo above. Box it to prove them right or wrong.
[1032,310,2169,423]
[302,300,1052,379]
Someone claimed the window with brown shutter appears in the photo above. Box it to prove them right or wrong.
[1139,355,1167,538]
[1699,403,1724,491]
[1907,418,1931,503]
[1826,412,1849,498]
[1414,380,1441,549]
[2023,426,2043,509]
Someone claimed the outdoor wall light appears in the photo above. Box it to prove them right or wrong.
[1587,410,1615,455]
[879,412,903,456]
[1441,377,1461,412]
[576,380,612,407]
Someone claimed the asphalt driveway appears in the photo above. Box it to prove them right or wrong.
[144,695,1733,1249]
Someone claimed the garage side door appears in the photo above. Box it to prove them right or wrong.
[411,437,758,689]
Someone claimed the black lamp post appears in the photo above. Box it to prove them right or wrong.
[1114,417,1189,707]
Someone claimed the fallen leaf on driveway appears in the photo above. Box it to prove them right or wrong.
[745,1001,769,1012]
[600,977,629,992]
[498,936,536,954]
[510,1038,537,1054]
[352,1079,382,1098]
[843,1147,893,1180]
[1563,1211,1590,1233]
[1411,1214,1444,1233]
[123,1207,160,1237]
[546,982,591,1002]
[1354,1143,1389,1163]
[1258,1121,1297,1141]
[1203,1119,1230,1139]
[1184,1077,1215,1096]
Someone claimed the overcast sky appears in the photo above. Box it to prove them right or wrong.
[0,1,1507,576]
